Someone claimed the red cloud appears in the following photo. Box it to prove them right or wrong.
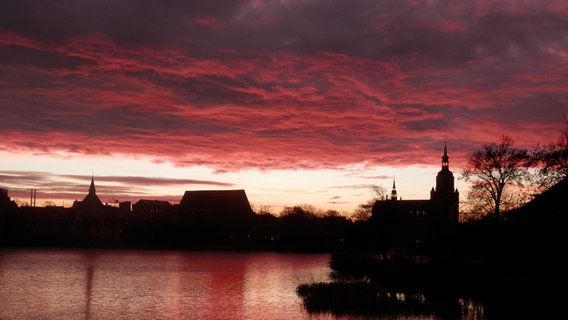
[0,0,567,176]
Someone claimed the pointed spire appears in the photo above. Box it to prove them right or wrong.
[442,141,449,163]
[89,175,96,194]
[75,174,104,208]
[390,178,397,200]
[440,141,450,171]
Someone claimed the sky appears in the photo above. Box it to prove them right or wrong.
[1,0,567,214]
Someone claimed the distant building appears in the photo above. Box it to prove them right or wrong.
[118,201,132,212]
[72,176,104,209]
[133,199,172,215]
[69,176,125,243]
[371,144,460,225]
[179,189,254,219]
[0,188,17,210]
[0,188,11,204]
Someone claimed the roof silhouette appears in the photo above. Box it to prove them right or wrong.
[509,176,568,222]
[74,176,104,208]
[179,189,253,217]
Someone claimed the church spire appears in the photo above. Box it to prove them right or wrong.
[390,178,397,200]
[74,174,104,208]
[441,141,449,169]
[89,175,96,194]
[436,142,455,196]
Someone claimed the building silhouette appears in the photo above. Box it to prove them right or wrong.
[179,189,253,219]
[0,188,17,209]
[72,176,104,208]
[371,144,459,225]
[133,199,172,215]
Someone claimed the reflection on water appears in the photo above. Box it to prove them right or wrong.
[0,249,492,320]
[0,249,334,320]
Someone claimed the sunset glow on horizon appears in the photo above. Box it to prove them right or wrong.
[1,0,567,214]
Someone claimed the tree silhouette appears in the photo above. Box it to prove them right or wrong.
[531,115,568,190]
[256,204,275,215]
[461,136,530,221]
[352,185,387,221]
[279,204,319,218]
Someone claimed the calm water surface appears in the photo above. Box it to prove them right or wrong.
[0,249,478,320]
[0,249,366,320]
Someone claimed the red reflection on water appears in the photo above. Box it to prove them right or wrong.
[0,249,332,320]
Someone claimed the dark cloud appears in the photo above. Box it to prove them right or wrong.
[0,45,96,70]
[0,0,567,173]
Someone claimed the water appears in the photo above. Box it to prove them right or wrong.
[0,249,339,320]
[0,249,496,320]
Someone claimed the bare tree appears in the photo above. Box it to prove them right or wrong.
[461,135,530,221]
[43,200,56,207]
[280,204,320,218]
[352,184,387,221]
[323,209,341,217]
[531,114,568,190]
[256,204,275,215]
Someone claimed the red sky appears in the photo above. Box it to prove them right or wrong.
[1,0,567,213]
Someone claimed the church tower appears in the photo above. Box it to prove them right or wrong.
[73,175,104,208]
[371,143,460,225]
[431,143,459,223]
[436,143,454,196]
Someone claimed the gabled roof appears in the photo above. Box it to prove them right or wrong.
[179,189,253,217]
[74,176,104,208]
[81,192,104,207]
